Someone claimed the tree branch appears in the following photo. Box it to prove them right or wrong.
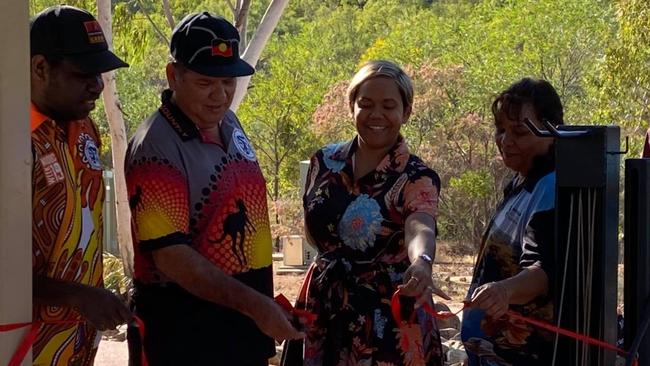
[162,0,175,30]
[136,0,170,45]
[231,0,290,111]
[237,7,249,49]
[254,142,274,162]
[225,0,236,15]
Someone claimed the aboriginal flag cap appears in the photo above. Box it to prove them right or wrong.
[31,5,129,74]
[170,12,254,77]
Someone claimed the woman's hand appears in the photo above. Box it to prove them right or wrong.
[469,281,513,320]
[469,265,548,319]
[399,259,451,308]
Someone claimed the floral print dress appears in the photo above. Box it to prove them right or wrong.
[284,136,444,366]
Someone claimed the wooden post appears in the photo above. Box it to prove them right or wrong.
[0,0,32,364]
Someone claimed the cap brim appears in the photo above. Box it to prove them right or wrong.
[186,59,255,77]
[68,49,129,74]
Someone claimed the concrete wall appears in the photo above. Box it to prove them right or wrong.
[0,0,32,364]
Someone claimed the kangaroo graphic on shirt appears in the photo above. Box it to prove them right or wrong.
[210,199,254,265]
[129,186,144,211]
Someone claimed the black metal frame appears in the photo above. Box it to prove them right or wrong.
[525,121,620,366]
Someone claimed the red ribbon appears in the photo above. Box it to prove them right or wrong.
[390,289,638,366]
[2,322,41,366]
[390,290,463,325]
[275,294,317,325]
[0,317,148,366]
[132,316,149,366]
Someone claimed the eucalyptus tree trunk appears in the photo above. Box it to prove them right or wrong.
[97,0,134,277]
[162,0,175,29]
[232,0,251,48]
[230,0,290,112]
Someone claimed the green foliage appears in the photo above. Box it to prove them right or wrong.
[449,169,493,200]
[594,0,650,156]
[27,0,650,248]
[103,252,131,295]
[30,0,96,15]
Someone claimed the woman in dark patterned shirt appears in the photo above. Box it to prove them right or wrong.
[282,60,446,366]
[461,78,563,365]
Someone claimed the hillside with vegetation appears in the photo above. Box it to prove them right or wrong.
[30,0,650,251]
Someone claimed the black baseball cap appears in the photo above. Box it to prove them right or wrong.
[170,12,254,77]
[31,5,129,74]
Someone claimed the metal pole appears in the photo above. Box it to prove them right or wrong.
[624,159,650,365]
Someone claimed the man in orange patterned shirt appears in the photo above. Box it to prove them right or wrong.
[30,5,131,365]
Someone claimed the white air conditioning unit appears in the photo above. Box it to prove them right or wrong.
[281,235,317,266]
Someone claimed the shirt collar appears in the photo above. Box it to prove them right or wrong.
[330,135,411,175]
[158,89,201,141]
[524,152,555,190]
[30,103,51,132]
[505,152,556,195]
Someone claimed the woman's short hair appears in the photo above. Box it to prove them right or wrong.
[492,78,564,126]
[347,60,414,113]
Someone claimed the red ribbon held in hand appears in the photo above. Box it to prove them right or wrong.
[390,289,638,366]
[390,289,464,325]
[275,293,317,326]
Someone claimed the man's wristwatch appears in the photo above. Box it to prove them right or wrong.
[419,253,433,265]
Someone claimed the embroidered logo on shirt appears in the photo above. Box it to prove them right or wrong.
[232,129,256,161]
[78,133,102,170]
[40,153,65,185]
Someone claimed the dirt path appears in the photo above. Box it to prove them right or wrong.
[95,339,127,366]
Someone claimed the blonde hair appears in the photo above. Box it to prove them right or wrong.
[347,60,414,113]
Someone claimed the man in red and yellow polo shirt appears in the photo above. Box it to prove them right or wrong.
[30,5,131,365]
[125,12,304,365]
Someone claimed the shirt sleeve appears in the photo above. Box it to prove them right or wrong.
[520,208,554,278]
[402,167,441,219]
[125,135,191,252]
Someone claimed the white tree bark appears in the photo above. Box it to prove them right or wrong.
[239,11,249,49]
[97,0,135,277]
[233,0,251,48]
[162,0,175,29]
[230,0,290,112]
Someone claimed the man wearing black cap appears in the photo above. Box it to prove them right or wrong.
[125,12,303,365]
[30,4,131,366]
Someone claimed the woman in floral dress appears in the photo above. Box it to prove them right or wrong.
[282,60,446,366]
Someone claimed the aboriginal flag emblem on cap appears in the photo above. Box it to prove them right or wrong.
[83,20,106,44]
[211,38,234,58]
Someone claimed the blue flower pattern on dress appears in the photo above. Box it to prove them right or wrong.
[322,143,346,173]
[374,308,387,339]
[338,194,383,251]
